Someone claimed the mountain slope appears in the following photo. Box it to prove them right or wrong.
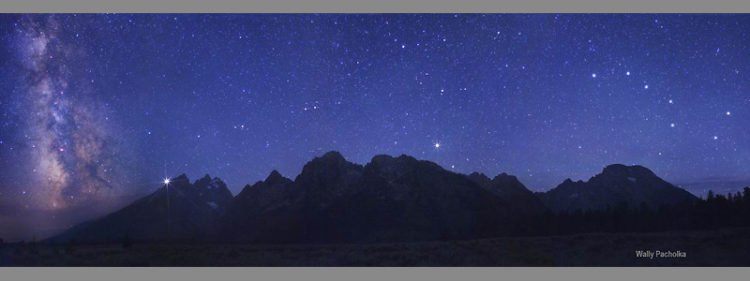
[221,151,365,242]
[48,174,233,243]
[537,164,698,212]
[467,172,548,216]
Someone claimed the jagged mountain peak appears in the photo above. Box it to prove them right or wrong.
[265,170,290,184]
[318,150,346,162]
[298,151,363,179]
[169,174,191,185]
[369,153,395,163]
[192,175,229,192]
[367,154,420,168]
[469,171,490,178]
[469,172,525,190]
[468,172,492,185]
[466,171,547,216]
[193,174,213,186]
[492,172,519,183]
[364,153,448,182]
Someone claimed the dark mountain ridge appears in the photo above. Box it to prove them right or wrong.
[48,152,697,244]
[48,174,233,243]
[537,164,698,212]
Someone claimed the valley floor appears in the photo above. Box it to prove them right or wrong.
[2,228,750,266]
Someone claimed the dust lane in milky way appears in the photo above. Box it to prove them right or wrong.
[5,16,135,211]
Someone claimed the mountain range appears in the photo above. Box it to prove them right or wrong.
[48,151,698,244]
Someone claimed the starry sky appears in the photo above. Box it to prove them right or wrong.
[1,14,749,241]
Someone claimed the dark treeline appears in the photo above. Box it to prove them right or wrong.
[508,187,750,237]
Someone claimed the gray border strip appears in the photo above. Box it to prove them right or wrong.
[1,267,749,281]
[1,0,750,13]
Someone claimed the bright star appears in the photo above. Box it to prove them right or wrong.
[670,123,675,128]
[434,142,440,149]
[163,178,170,185]
[713,136,719,140]
[626,71,631,76]
[726,111,731,116]
[644,85,649,89]
[591,73,597,78]
[668,99,673,104]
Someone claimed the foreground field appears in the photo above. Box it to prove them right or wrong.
[2,228,750,266]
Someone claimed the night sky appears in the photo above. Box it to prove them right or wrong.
[1,14,749,241]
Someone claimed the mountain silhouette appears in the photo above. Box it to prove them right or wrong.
[221,152,527,243]
[222,151,366,243]
[317,154,520,242]
[49,174,233,243]
[467,172,548,216]
[48,153,698,244]
[537,164,698,212]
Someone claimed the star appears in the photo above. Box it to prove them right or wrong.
[670,123,676,128]
[713,136,719,140]
[644,84,649,89]
[591,73,597,78]
[163,178,170,185]
[668,99,674,104]
[725,111,731,116]
[434,142,440,149]
[626,71,631,76]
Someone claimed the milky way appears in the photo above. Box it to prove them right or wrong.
[11,16,129,210]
